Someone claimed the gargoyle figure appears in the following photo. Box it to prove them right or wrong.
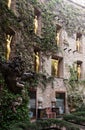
[11,97,22,113]
[0,56,25,93]
[0,56,36,94]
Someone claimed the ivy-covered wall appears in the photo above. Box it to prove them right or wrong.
[0,0,85,129]
[15,0,85,70]
[0,0,85,69]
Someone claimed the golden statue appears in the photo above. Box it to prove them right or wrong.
[77,65,81,79]
[76,38,80,51]
[8,0,11,8]
[55,32,60,45]
[53,60,58,76]
[6,35,12,61]
[35,52,39,73]
[34,15,38,34]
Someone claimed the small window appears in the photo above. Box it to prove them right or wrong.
[56,92,65,115]
[29,89,36,119]
[34,49,40,73]
[55,24,62,46]
[76,33,82,52]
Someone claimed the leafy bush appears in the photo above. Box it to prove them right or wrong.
[0,84,29,130]
[73,111,85,116]
[36,118,79,130]
[63,113,85,125]
[9,121,37,130]
[10,119,79,130]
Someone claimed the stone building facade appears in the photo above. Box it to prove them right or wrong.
[3,0,85,119]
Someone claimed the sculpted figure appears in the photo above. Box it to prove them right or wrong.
[55,32,60,45]
[76,38,80,51]
[6,35,12,61]
[54,60,58,76]
[35,52,39,73]
[34,16,38,34]
[11,97,22,113]
[8,0,11,8]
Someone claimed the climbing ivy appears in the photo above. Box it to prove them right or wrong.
[0,74,29,130]
[64,65,85,111]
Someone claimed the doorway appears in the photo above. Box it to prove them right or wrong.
[56,92,65,114]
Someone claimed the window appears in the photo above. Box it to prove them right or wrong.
[55,24,62,46]
[29,89,36,119]
[56,92,65,115]
[34,49,40,73]
[76,33,82,52]
[51,56,63,77]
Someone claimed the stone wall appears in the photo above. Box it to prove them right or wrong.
[37,29,85,112]
[9,0,85,113]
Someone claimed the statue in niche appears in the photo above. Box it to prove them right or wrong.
[77,64,81,79]
[35,52,39,73]
[34,15,38,34]
[8,0,11,8]
[76,38,80,51]
[6,35,12,61]
[55,31,60,45]
[53,60,58,76]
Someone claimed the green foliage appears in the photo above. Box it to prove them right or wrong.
[73,111,85,116]
[28,0,37,5]
[76,104,85,112]
[26,72,54,91]
[5,118,80,130]
[41,11,57,53]
[9,121,37,130]
[63,112,85,125]
[64,65,84,111]
[0,82,29,130]
[36,118,79,130]
[0,0,19,57]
